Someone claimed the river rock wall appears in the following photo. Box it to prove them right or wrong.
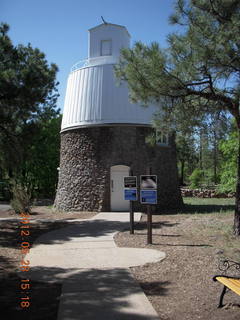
[54,126,183,212]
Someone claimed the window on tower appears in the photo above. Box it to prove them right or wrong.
[156,130,169,146]
[101,40,112,56]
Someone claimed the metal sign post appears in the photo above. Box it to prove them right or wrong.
[147,167,152,244]
[140,168,157,245]
[130,199,134,234]
[124,173,137,234]
[147,203,152,244]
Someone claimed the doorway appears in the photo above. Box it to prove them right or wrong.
[110,165,130,211]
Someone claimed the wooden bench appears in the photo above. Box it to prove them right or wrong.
[213,259,240,308]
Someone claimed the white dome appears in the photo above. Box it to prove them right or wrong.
[61,23,156,132]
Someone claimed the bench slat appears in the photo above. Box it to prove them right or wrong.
[216,277,240,296]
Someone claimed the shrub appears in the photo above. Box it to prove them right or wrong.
[189,168,204,189]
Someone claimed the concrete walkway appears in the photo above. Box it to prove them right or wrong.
[0,203,11,211]
[23,212,166,320]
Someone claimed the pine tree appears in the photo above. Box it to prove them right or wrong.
[115,0,240,235]
[0,23,59,196]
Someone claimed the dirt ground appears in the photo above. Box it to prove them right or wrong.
[0,203,240,320]
[0,206,96,320]
[0,205,97,220]
[115,212,240,320]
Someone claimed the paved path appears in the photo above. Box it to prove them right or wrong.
[23,212,166,320]
[0,203,11,211]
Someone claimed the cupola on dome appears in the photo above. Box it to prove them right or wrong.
[61,22,156,132]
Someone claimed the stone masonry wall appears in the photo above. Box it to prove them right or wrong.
[54,126,183,212]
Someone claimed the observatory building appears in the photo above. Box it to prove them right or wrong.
[54,22,182,212]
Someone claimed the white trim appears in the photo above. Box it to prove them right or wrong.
[88,23,131,38]
[61,123,151,133]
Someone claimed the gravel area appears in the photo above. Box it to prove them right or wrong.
[0,205,97,220]
[114,213,240,320]
[1,204,239,320]
[0,206,97,320]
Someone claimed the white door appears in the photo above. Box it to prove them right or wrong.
[110,165,130,211]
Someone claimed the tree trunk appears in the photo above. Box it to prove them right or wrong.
[180,160,185,186]
[234,127,240,236]
[213,128,217,185]
[199,130,203,170]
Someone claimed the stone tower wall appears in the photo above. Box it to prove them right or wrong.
[54,126,183,212]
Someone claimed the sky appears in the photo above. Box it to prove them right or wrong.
[1,0,180,112]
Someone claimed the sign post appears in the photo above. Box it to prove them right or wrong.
[147,203,152,244]
[124,174,137,234]
[130,199,134,234]
[140,169,157,244]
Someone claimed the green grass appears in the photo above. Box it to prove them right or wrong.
[181,198,239,260]
[182,197,235,215]
[183,197,235,206]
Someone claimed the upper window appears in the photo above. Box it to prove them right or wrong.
[101,40,112,56]
[156,130,169,146]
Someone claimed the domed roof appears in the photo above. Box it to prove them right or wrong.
[61,23,156,132]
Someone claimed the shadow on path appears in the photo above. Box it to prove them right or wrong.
[32,219,130,246]
[25,266,164,320]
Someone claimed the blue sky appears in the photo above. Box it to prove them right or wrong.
[1,0,179,111]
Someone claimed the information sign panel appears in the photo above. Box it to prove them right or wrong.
[140,190,157,204]
[140,175,157,189]
[124,176,137,188]
[124,188,137,201]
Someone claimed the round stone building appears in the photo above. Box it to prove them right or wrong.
[54,22,182,212]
